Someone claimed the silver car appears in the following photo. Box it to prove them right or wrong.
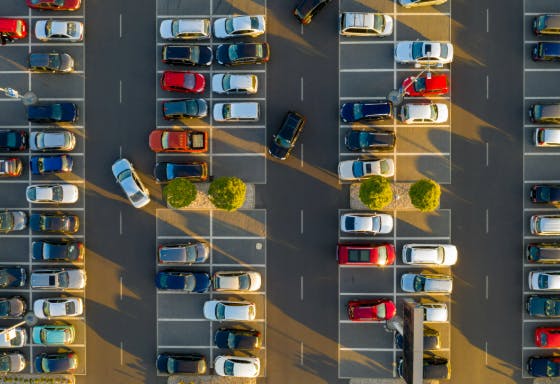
[31,269,86,290]
[401,273,453,293]
[160,19,210,40]
[213,102,259,122]
[213,15,265,39]
[111,158,150,209]
[338,158,395,180]
[26,184,79,204]
[0,211,27,232]
[339,12,393,37]
[35,20,84,42]
[212,271,262,292]
[212,74,258,94]
[394,41,454,67]
[30,131,76,152]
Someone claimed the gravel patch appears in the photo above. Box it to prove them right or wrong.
[168,183,255,210]
[350,182,417,210]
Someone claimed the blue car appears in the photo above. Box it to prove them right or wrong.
[30,155,73,175]
[155,271,210,292]
[340,101,393,123]
[28,103,78,123]
[527,295,560,317]
[34,351,78,373]
[527,355,560,377]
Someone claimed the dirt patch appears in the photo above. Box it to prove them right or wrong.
[168,183,255,210]
[350,182,417,210]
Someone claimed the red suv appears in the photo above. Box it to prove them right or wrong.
[337,243,395,266]
[0,19,27,41]
[161,71,205,93]
[347,299,396,321]
[401,73,449,97]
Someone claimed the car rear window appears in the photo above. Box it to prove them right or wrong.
[190,133,205,149]
[347,249,370,263]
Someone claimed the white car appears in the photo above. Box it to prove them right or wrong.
[31,269,86,290]
[33,297,84,319]
[420,302,448,322]
[212,271,262,292]
[0,328,26,348]
[214,355,260,378]
[399,0,448,8]
[529,271,560,291]
[340,212,393,234]
[213,15,265,39]
[402,244,458,266]
[35,20,84,42]
[213,102,259,122]
[26,184,79,204]
[338,158,395,180]
[203,300,256,321]
[394,41,453,67]
[111,158,150,209]
[399,103,448,124]
[160,19,210,40]
[30,131,76,152]
[339,12,393,37]
[212,74,258,94]
[401,273,453,293]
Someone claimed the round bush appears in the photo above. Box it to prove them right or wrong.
[359,176,393,210]
[208,176,246,211]
[409,179,441,212]
[164,178,197,209]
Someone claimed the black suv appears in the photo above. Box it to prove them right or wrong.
[162,45,212,66]
[527,243,560,263]
[294,0,330,25]
[345,129,395,152]
[268,111,305,160]
[340,101,393,123]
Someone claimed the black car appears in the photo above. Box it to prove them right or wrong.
[27,103,78,123]
[162,45,213,66]
[214,328,262,350]
[156,353,207,375]
[395,326,440,350]
[30,212,79,234]
[530,184,560,203]
[163,99,208,119]
[216,43,270,66]
[527,295,560,317]
[32,240,84,262]
[35,351,78,373]
[527,355,560,377]
[527,243,560,263]
[294,0,330,25]
[29,52,74,73]
[155,271,210,292]
[153,161,209,183]
[0,296,26,318]
[345,129,395,152]
[0,130,27,152]
[268,111,305,160]
[340,101,393,123]
[0,268,26,288]
[397,355,450,380]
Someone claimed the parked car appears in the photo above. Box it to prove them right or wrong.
[534,14,560,36]
[30,131,76,152]
[214,328,262,350]
[535,327,560,348]
[26,0,81,11]
[345,130,396,152]
[149,129,208,153]
[0,328,26,348]
[340,101,393,123]
[394,41,454,67]
[398,0,447,8]
[532,42,560,61]
[32,324,75,345]
[159,19,210,40]
[161,71,205,93]
[0,268,26,288]
[402,244,458,266]
[212,73,258,94]
[162,99,207,119]
[340,212,393,234]
[162,45,213,66]
[26,184,79,204]
[529,103,560,124]
[339,12,393,37]
[111,158,150,209]
[212,271,262,292]
[395,326,440,350]
[527,243,560,264]
[401,73,449,97]
[531,215,560,235]
[0,18,27,41]
[294,0,330,24]
[419,302,448,322]
[214,102,259,122]
[397,355,450,380]
[155,271,210,293]
[338,158,394,180]
[0,296,26,318]
[156,353,207,375]
[527,295,560,317]
[28,103,78,123]
[213,15,265,38]
[32,240,84,262]
[0,211,26,233]
[30,155,73,175]
[337,243,395,266]
[347,298,396,321]
[31,269,86,290]
[527,355,560,377]
[35,20,83,42]
[158,242,209,264]
[401,273,453,293]
[214,356,260,378]
[535,128,560,147]
[399,102,448,124]
[529,271,560,291]
[530,185,560,203]
[203,300,256,321]
[33,297,83,319]
[34,350,78,373]
[0,158,22,177]
[216,43,270,65]
[0,130,27,152]
[153,161,209,183]
[268,111,305,160]
[29,212,79,233]
[0,352,25,373]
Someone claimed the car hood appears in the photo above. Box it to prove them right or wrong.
[34,20,47,39]
[382,15,394,35]
[338,160,357,180]
[159,20,173,38]
[378,214,393,233]
[401,274,417,292]
[434,103,449,123]
[440,245,458,265]
[395,42,414,61]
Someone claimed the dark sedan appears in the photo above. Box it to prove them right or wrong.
[527,243,560,264]
[214,328,262,350]
[29,52,74,73]
[155,271,210,292]
[30,212,79,234]
[527,355,560,377]
[35,351,78,373]
[345,130,395,151]
[154,161,209,183]
[268,111,305,160]
[30,155,73,175]
[156,353,207,375]
[530,184,560,203]
[294,0,330,24]
[163,99,208,119]
[527,295,560,317]
[0,296,26,318]
[32,240,84,262]
[27,103,78,123]
[340,101,393,123]
[216,43,270,66]
[0,268,26,288]
[0,130,27,152]
[162,45,213,66]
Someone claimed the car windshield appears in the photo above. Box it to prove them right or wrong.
[540,274,550,288]
[546,299,560,316]
[224,360,235,376]
[65,301,75,315]
[42,301,51,316]
[412,42,424,59]
[48,54,61,69]
[376,246,388,264]
[414,77,427,92]
[58,271,69,287]
[185,245,197,263]
[380,160,390,174]
[375,303,386,319]
[184,274,195,291]
[66,23,76,36]
[0,300,9,315]
[528,246,540,261]
[0,132,16,148]
[353,104,363,120]
[541,332,548,346]
[414,275,426,292]
[224,19,235,34]
[373,14,385,31]
[51,186,63,201]
[352,162,364,177]
[228,45,240,60]
[183,74,195,89]
[533,105,543,120]
[440,44,448,58]
[429,104,438,121]
[223,104,232,118]
[0,355,9,372]
[0,212,13,231]
[358,132,373,148]
[538,187,551,202]
[50,104,62,120]
[238,274,251,290]
[117,169,131,183]
[0,270,10,287]
[274,134,292,149]
[130,190,146,203]
[215,302,226,319]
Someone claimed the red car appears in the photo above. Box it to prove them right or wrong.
[161,71,205,93]
[26,0,81,11]
[337,243,395,266]
[535,327,560,347]
[347,299,396,321]
[401,73,449,97]
[149,129,208,153]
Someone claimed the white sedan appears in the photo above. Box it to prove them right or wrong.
[394,41,453,67]
[213,15,265,38]
[212,74,258,94]
[26,184,79,204]
[35,20,84,42]
[159,19,210,40]
[338,158,395,180]
[33,297,84,319]
[0,328,26,348]
[112,158,150,209]
[212,271,262,292]
[214,356,260,378]
[399,102,448,124]
[340,212,393,234]
[31,269,86,290]
[203,300,256,321]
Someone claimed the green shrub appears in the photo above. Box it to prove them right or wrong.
[164,178,197,209]
[208,176,246,211]
[409,179,441,212]
[359,176,393,210]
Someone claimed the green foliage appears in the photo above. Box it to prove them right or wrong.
[409,178,441,212]
[359,176,393,210]
[208,176,246,211]
[164,178,197,209]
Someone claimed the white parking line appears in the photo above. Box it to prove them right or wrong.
[120,341,123,365]
[300,209,304,234]
[119,14,122,38]
[300,341,304,365]
[300,275,304,301]
[485,209,489,233]
[300,76,304,101]
[119,80,122,104]
[485,341,488,364]
[485,275,489,299]
[339,347,395,352]
[486,9,489,33]
[486,75,489,99]
[486,142,489,166]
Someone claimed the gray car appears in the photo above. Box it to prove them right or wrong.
[111,158,150,209]
[158,242,209,264]
[0,211,27,232]
[31,269,86,290]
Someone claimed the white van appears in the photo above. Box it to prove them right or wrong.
[535,128,560,147]
[420,303,448,322]
[213,102,259,122]
[530,215,560,235]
